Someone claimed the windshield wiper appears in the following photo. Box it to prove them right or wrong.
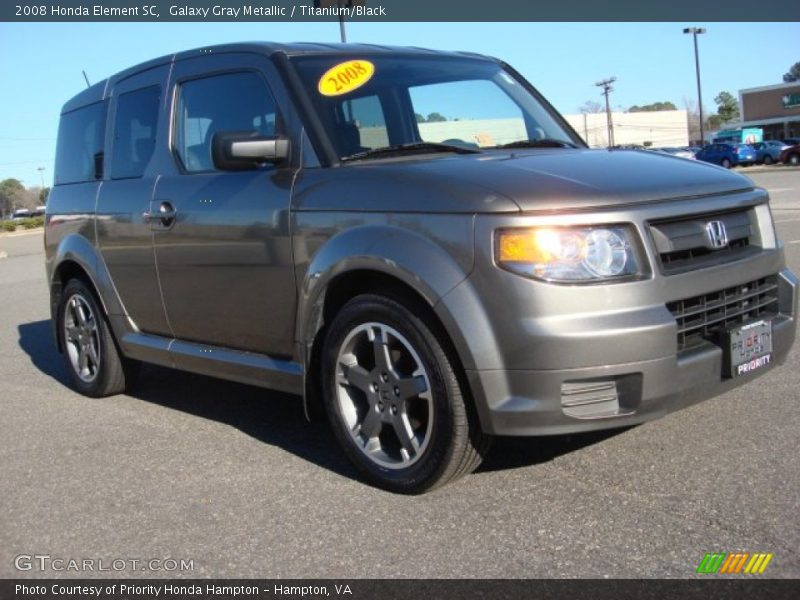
[341,142,481,162]
[495,138,578,149]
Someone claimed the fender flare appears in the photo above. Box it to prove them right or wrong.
[48,234,130,347]
[296,224,473,350]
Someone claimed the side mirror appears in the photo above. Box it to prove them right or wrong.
[212,131,290,171]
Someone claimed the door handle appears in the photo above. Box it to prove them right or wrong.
[143,201,177,228]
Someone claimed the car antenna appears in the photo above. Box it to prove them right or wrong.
[82,70,91,88]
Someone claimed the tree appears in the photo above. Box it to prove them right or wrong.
[707,114,723,130]
[414,113,426,123]
[629,101,678,112]
[683,96,715,144]
[714,91,740,124]
[0,178,25,218]
[425,112,447,123]
[578,100,603,113]
[783,61,800,83]
[39,187,50,204]
[0,178,24,199]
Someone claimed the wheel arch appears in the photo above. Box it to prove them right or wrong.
[297,224,477,422]
[48,234,126,352]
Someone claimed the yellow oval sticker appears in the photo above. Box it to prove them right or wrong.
[318,60,375,97]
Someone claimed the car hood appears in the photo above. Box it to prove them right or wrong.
[294,148,755,213]
[403,148,754,212]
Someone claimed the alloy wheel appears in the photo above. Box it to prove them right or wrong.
[63,294,101,383]
[334,322,433,469]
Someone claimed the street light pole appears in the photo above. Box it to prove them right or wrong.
[37,167,45,189]
[683,27,706,145]
[595,77,616,148]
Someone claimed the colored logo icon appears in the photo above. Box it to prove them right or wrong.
[696,552,773,574]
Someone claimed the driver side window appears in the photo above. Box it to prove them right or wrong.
[175,72,278,173]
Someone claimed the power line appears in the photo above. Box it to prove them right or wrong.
[0,159,54,166]
[0,137,55,141]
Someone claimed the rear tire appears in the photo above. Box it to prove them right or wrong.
[763,154,774,165]
[57,279,139,397]
[788,153,800,166]
[322,293,490,493]
[721,158,732,169]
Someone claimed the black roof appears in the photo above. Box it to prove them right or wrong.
[62,42,492,113]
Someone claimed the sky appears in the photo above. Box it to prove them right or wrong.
[0,21,798,187]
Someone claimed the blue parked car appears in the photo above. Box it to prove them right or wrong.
[695,143,756,168]
[753,141,790,165]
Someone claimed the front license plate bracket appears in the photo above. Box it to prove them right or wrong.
[722,319,773,379]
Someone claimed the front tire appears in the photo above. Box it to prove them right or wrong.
[763,154,774,165]
[788,153,800,166]
[57,279,139,397]
[322,294,490,493]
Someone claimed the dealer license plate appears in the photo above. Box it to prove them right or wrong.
[725,319,773,378]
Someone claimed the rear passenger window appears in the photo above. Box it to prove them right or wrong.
[111,86,160,179]
[175,72,278,173]
[54,101,106,185]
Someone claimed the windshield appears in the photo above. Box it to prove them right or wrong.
[290,54,581,161]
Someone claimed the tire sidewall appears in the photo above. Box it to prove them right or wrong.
[322,295,459,492]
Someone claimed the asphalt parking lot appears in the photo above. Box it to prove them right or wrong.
[1,167,799,579]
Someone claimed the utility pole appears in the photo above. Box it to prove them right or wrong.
[595,77,616,148]
[683,27,706,145]
[315,0,365,43]
[338,0,347,42]
[583,112,588,144]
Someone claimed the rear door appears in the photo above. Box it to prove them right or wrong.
[96,66,171,335]
[153,53,297,356]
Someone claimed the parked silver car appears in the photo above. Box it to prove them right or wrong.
[45,43,797,493]
[754,140,790,165]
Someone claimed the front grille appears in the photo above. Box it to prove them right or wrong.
[650,209,759,275]
[667,276,779,351]
[660,238,750,268]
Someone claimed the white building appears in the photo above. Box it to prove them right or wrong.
[563,110,690,148]
[357,110,689,150]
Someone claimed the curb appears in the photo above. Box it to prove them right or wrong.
[0,227,44,238]
[736,165,800,174]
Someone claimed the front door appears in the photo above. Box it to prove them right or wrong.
[153,54,296,356]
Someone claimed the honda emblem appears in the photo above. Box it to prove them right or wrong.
[705,221,728,249]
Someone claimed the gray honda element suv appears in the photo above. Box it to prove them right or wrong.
[45,43,797,493]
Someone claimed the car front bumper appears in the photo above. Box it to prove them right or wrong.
[463,269,796,436]
[437,198,797,437]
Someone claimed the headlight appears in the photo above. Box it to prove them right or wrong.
[495,226,644,282]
